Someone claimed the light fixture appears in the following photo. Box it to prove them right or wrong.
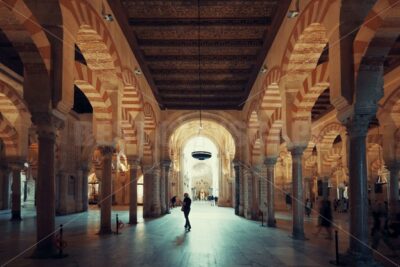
[192,0,211,161]
[287,0,300,18]
[260,65,268,74]
[101,4,114,22]
[134,68,142,75]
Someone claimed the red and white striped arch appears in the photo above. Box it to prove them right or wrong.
[74,62,112,122]
[353,0,400,74]
[143,132,153,162]
[121,68,143,145]
[60,0,122,78]
[280,0,334,80]
[0,0,51,73]
[0,114,18,156]
[380,87,400,126]
[143,102,157,132]
[0,80,28,115]
[263,107,283,157]
[260,67,282,115]
[250,137,262,165]
[292,62,329,120]
[317,122,346,149]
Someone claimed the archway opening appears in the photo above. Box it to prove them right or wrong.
[183,136,219,201]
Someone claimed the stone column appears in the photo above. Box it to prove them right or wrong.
[57,171,68,215]
[388,162,399,220]
[265,157,277,227]
[10,162,23,221]
[127,157,139,224]
[159,165,166,214]
[151,167,161,217]
[143,166,151,218]
[81,166,89,211]
[243,167,250,218]
[162,160,171,214]
[347,115,371,259]
[31,113,63,258]
[75,169,83,211]
[233,162,240,215]
[99,146,113,234]
[289,146,306,240]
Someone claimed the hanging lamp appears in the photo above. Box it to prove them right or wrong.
[191,0,211,161]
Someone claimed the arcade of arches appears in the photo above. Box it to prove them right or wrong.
[0,0,399,266]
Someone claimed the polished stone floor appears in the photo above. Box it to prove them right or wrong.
[0,202,398,267]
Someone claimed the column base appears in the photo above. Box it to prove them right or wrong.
[291,231,307,240]
[128,217,138,224]
[11,211,22,221]
[31,244,56,259]
[98,227,113,235]
[267,219,276,227]
[340,252,379,267]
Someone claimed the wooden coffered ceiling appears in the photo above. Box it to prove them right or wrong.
[109,0,291,110]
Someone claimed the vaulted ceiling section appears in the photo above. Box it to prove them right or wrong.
[110,0,291,110]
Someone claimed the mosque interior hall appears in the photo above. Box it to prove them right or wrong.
[0,0,400,266]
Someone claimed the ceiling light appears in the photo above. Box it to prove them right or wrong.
[260,65,268,74]
[287,0,300,18]
[134,68,142,75]
[192,0,211,161]
[192,151,212,160]
[103,14,114,22]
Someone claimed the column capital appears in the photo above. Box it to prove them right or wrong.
[98,145,115,157]
[7,157,26,170]
[289,146,306,157]
[345,114,371,138]
[233,160,241,169]
[264,157,277,167]
[127,156,141,169]
[387,161,400,171]
[161,160,171,168]
[31,112,65,140]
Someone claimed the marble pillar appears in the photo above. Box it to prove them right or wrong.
[128,157,139,224]
[387,162,399,220]
[99,146,113,234]
[265,157,277,227]
[1,167,10,210]
[347,115,371,259]
[81,166,89,211]
[143,166,151,218]
[243,167,250,218]
[151,167,161,217]
[32,113,63,258]
[10,162,23,221]
[162,160,171,214]
[160,165,166,214]
[233,162,240,215]
[57,171,68,214]
[290,146,306,240]
[75,169,83,211]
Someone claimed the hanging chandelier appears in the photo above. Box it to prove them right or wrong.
[192,0,211,161]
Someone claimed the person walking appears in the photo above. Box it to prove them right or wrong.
[182,193,192,231]
[314,199,333,239]
[305,198,312,217]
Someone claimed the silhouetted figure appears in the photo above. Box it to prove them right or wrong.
[314,200,333,239]
[170,196,177,208]
[285,193,292,210]
[305,198,312,217]
[182,193,191,231]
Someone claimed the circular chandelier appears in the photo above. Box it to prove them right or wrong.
[191,0,211,161]
[192,151,212,160]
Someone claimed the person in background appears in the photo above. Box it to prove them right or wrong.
[305,198,312,217]
[170,196,177,208]
[314,199,333,239]
[182,193,192,231]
